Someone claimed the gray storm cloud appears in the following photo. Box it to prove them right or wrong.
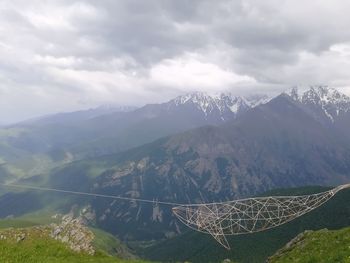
[1,0,350,123]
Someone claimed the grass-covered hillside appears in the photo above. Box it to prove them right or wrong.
[0,217,151,263]
[268,227,350,263]
[140,186,350,263]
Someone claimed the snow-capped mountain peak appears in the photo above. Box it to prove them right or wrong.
[172,91,217,115]
[303,86,350,105]
[173,91,210,105]
[169,91,270,120]
[244,94,272,108]
[286,85,350,122]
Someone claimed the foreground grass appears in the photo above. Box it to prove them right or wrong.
[269,227,350,263]
[0,227,150,263]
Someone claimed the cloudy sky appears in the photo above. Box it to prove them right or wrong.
[1,0,350,123]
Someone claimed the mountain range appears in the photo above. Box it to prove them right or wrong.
[1,85,350,249]
[76,86,350,239]
[0,92,269,179]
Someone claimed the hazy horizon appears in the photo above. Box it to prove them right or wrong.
[1,84,345,126]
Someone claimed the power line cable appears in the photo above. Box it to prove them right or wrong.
[0,183,183,206]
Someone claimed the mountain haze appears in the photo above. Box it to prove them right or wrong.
[0,92,268,179]
[1,86,350,246]
[5,86,345,241]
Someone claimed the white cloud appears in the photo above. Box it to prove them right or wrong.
[279,43,350,87]
[149,54,256,92]
[1,0,350,123]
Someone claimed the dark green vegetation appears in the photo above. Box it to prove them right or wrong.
[269,227,350,263]
[91,227,138,260]
[139,186,350,263]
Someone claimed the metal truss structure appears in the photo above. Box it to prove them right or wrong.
[2,182,350,250]
[172,184,350,250]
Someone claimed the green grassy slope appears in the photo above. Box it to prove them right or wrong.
[268,227,350,263]
[91,227,139,260]
[0,225,151,263]
[140,186,350,263]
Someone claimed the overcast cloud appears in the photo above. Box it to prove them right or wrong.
[1,0,350,123]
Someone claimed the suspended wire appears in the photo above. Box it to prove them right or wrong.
[2,182,349,250]
[0,183,183,206]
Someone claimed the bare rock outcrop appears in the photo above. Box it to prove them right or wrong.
[50,214,95,255]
